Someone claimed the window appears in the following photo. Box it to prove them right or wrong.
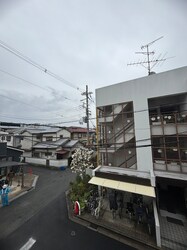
[33,152,40,158]
[45,152,52,156]
[6,136,11,142]
[60,135,63,139]
[0,167,6,176]
[46,137,53,141]
[78,133,82,138]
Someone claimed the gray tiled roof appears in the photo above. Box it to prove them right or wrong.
[33,138,69,149]
[63,140,79,148]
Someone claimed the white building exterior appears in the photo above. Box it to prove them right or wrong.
[96,66,187,174]
[93,66,187,248]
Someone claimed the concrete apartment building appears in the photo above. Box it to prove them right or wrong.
[90,66,187,248]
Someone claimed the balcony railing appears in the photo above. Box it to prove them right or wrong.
[150,112,187,125]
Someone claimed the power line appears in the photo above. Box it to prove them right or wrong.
[0,114,63,121]
[97,101,187,115]
[7,134,187,151]
[0,39,83,92]
[0,68,70,100]
[0,93,41,110]
[1,99,186,127]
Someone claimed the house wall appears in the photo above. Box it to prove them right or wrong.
[96,66,187,173]
[25,157,68,168]
[57,129,70,138]
[33,148,57,159]
[21,131,39,150]
[0,142,7,157]
[42,129,71,141]
[7,148,23,162]
[6,134,14,147]
[42,133,58,141]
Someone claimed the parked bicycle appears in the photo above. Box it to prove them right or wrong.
[94,197,103,219]
[145,204,155,235]
[136,203,144,224]
[85,190,99,215]
[126,202,135,220]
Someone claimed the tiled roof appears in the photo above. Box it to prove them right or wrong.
[56,149,68,155]
[67,127,95,133]
[21,127,61,135]
[32,138,69,149]
[63,140,79,148]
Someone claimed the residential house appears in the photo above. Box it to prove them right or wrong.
[56,139,82,165]
[0,131,11,144]
[20,127,70,157]
[25,138,82,169]
[32,138,82,159]
[0,142,25,186]
[90,66,187,248]
[67,126,96,145]
[32,138,69,159]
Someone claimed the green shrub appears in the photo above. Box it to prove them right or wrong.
[69,174,94,210]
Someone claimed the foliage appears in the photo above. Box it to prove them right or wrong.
[70,147,94,176]
[69,174,93,210]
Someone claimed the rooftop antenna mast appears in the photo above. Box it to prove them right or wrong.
[127,36,172,75]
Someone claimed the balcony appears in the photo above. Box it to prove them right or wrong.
[150,112,187,136]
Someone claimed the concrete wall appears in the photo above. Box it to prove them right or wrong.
[96,66,187,173]
[25,157,68,168]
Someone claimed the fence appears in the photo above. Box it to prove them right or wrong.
[23,157,68,169]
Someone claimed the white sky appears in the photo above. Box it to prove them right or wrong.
[0,0,187,127]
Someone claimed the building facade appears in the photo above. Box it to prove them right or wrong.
[92,66,187,248]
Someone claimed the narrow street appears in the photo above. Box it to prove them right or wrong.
[0,166,134,250]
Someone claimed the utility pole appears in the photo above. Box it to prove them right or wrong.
[81,85,93,145]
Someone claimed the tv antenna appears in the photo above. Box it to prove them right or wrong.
[127,36,173,75]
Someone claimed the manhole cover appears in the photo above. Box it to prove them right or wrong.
[71,231,76,236]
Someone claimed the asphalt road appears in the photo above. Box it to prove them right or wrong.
[0,166,135,250]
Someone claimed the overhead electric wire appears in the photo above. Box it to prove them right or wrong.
[0,39,83,92]
[0,93,41,110]
[0,68,70,100]
[0,114,63,121]
[9,133,187,151]
[1,103,186,126]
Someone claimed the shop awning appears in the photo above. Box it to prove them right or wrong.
[89,176,155,198]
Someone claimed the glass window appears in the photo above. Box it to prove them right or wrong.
[46,137,53,141]
[45,152,52,156]
[33,152,40,158]
[165,136,178,148]
[6,136,11,141]
[166,148,179,160]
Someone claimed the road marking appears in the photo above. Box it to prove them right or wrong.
[19,237,36,250]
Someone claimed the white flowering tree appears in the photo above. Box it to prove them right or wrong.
[70,147,94,176]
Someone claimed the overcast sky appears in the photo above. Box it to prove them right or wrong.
[0,0,187,127]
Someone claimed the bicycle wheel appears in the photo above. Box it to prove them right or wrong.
[95,207,99,219]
